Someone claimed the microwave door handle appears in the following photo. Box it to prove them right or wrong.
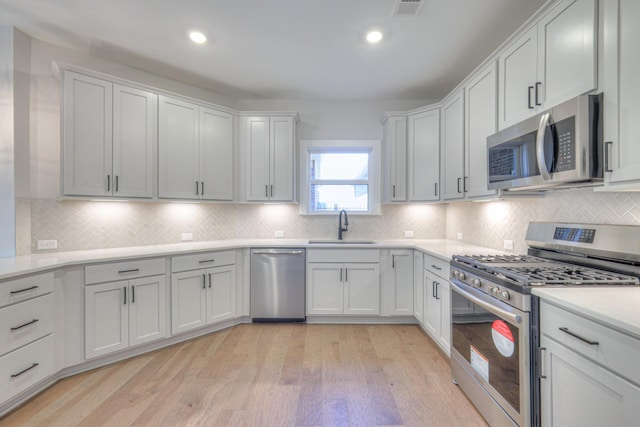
[536,112,552,180]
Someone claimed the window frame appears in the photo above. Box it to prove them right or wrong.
[299,139,381,215]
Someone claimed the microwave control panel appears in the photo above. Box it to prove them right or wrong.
[554,116,575,172]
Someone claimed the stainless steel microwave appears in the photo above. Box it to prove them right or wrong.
[487,94,603,191]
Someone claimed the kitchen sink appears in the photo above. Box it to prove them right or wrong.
[307,240,377,244]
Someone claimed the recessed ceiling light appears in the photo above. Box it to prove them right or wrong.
[366,30,383,44]
[189,31,207,44]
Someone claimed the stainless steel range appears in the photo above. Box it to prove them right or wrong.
[449,222,640,427]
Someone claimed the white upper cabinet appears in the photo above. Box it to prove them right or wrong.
[408,108,440,201]
[243,116,295,202]
[498,0,597,129]
[63,71,155,198]
[382,115,408,202]
[158,95,234,200]
[465,62,498,199]
[441,90,465,201]
[601,0,640,188]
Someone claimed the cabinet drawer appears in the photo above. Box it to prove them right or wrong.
[0,293,54,357]
[171,250,236,273]
[541,301,640,386]
[424,254,449,279]
[0,272,54,308]
[307,249,380,263]
[0,334,55,403]
[85,258,165,285]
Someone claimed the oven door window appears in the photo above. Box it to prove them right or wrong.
[452,290,521,413]
[488,130,539,185]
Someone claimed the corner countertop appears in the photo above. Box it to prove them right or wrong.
[0,238,503,281]
[532,287,640,340]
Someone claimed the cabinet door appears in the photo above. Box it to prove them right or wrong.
[465,62,498,199]
[389,250,413,316]
[63,71,112,197]
[270,116,294,201]
[602,0,640,187]
[158,96,199,199]
[498,27,538,129]
[537,0,596,109]
[171,270,207,334]
[540,337,640,427]
[438,280,451,355]
[85,281,128,359]
[245,117,271,201]
[385,116,408,202]
[112,84,156,198]
[344,263,380,315]
[205,265,236,324]
[408,109,440,201]
[307,263,344,315]
[423,270,441,339]
[413,251,424,323]
[128,275,167,347]
[200,107,234,201]
[442,91,465,201]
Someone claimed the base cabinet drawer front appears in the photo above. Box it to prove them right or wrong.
[0,293,54,357]
[85,258,165,285]
[171,250,236,273]
[0,272,54,308]
[540,336,640,427]
[541,301,640,385]
[0,334,55,403]
[423,255,448,279]
[307,249,380,264]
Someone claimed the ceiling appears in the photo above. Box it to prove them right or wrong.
[0,0,546,100]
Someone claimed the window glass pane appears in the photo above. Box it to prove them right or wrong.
[310,153,369,180]
[310,184,368,212]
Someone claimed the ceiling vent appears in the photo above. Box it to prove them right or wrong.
[392,0,424,16]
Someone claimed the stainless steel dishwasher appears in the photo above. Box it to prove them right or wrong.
[250,248,306,322]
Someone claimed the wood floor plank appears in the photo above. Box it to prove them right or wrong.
[1,324,488,427]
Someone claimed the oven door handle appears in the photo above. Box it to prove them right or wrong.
[535,112,553,181]
[451,280,522,325]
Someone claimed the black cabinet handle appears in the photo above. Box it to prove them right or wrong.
[115,175,119,192]
[132,285,135,303]
[271,185,274,197]
[432,281,437,298]
[10,285,39,295]
[528,86,534,109]
[10,319,39,331]
[201,181,204,195]
[199,259,215,264]
[434,182,438,197]
[11,363,39,378]
[196,181,199,195]
[535,82,542,106]
[431,264,442,271]
[463,176,468,193]
[340,268,343,282]
[457,177,462,193]
[604,141,613,172]
[208,273,212,288]
[393,185,396,198]
[392,255,395,268]
[265,185,269,198]
[118,269,139,274]
[202,274,206,289]
[345,268,348,282]
[559,327,599,346]
[123,286,127,305]
[107,175,111,192]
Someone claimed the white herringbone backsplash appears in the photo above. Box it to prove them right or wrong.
[25,188,640,254]
[446,188,640,253]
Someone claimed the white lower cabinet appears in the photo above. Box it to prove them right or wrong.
[307,263,380,316]
[413,251,424,324]
[381,249,414,316]
[540,301,640,426]
[171,264,236,334]
[85,274,167,359]
[423,255,451,354]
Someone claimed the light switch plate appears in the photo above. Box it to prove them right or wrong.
[403,230,414,238]
[181,233,193,241]
[504,240,514,251]
[37,240,57,250]
[274,230,285,238]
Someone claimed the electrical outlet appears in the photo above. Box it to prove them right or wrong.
[274,230,285,238]
[37,240,57,250]
[504,240,514,251]
[181,233,193,241]
[457,232,463,240]
[403,230,414,238]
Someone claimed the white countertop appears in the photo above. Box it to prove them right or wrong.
[533,287,640,339]
[0,238,502,281]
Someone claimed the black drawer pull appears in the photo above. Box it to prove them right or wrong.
[118,269,140,274]
[431,264,442,270]
[11,363,39,378]
[10,286,39,295]
[198,259,215,264]
[559,327,599,346]
[10,319,39,331]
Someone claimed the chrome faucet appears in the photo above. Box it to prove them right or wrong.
[338,209,349,240]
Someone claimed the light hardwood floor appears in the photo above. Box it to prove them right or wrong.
[1,324,488,426]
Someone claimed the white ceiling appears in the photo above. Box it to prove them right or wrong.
[0,0,546,100]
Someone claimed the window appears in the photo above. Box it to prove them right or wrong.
[300,140,380,215]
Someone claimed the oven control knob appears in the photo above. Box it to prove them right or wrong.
[500,290,511,301]
[472,278,481,288]
[458,271,466,280]
[490,287,500,298]
[452,270,459,278]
